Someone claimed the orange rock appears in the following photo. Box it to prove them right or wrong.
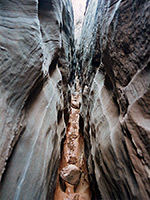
[54,88,91,200]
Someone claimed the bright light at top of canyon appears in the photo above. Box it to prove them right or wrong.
[71,0,86,23]
[71,0,87,39]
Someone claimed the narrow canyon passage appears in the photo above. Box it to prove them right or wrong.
[54,80,91,200]
[0,0,150,200]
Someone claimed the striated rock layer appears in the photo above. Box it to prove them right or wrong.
[0,0,150,199]
[0,0,74,199]
[78,0,150,199]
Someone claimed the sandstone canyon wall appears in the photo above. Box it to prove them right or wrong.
[0,0,150,200]
[78,0,150,199]
[0,0,74,199]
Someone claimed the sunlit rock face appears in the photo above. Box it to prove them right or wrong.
[79,0,150,199]
[0,0,74,199]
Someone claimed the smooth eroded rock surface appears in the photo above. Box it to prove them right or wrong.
[0,0,74,199]
[0,0,150,199]
[78,0,150,199]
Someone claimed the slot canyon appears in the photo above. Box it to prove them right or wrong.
[0,0,150,199]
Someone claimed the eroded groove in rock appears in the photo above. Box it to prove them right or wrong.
[0,0,43,182]
[78,0,150,199]
[0,0,150,199]
[0,0,74,199]
[54,81,91,200]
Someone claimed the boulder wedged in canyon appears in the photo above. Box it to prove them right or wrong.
[54,90,91,200]
[78,0,150,199]
[0,0,74,199]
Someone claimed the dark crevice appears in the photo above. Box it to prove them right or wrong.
[91,24,101,68]
[49,56,59,76]
[84,137,102,200]
[59,175,66,192]
[63,90,71,126]
[24,73,47,110]
[104,74,114,90]
[60,133,66,157]
[102,50,116,90]
[46,134,59,200]
[79,115,102,200]
[46,156,60,200]
[64,107,69,127]
[38,0,55,15]
[58,133,67,193]
[57,110,63,124]
[79,114,84,137]
[90,158,103,200]
[112,94,120,116]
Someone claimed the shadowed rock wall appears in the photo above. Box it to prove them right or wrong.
[0,0,150,199]
[0,0,74,199]
[78,0,150,199]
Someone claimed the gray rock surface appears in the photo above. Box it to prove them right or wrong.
[78,0,150,199]
[0,0,150,199]
[0,0,74,199]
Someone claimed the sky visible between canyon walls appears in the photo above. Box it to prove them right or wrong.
[71,0,87,40]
